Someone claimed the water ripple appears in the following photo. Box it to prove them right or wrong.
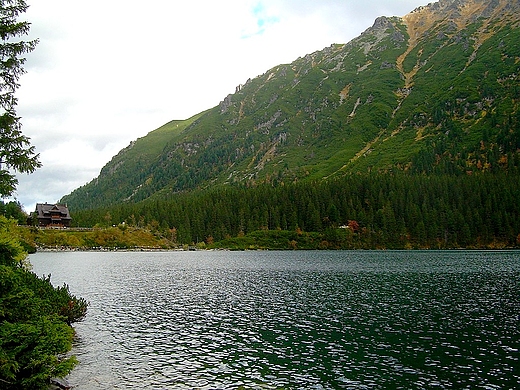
[29,250,520,389]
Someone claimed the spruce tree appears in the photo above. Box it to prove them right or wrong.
[0,0,40,197]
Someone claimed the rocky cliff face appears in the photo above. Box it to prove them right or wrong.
[400,0,520,84]
[61,0,520,210]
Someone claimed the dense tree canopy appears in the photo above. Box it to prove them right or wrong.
[0,0,40,197]
[71,173,520,249]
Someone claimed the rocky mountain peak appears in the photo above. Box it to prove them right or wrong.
[405,0,519,34]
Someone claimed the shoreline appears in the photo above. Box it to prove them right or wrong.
[33,246,520,253]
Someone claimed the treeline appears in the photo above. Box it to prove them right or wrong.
[0,216,88,388]
[0,201,27,225]
[71,173,520,249]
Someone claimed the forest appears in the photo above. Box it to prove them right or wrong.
[70,173,520,249]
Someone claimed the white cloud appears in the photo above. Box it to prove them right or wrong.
[11,0,427,212]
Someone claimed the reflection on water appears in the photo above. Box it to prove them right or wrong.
[30,250,520,389]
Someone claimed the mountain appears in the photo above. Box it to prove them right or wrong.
[61,0,520,211]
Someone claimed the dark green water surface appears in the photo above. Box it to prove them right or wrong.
[30,250,519,389]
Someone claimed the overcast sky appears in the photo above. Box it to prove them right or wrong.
[12,0,428,212]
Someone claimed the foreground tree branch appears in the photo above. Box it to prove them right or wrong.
[0,0,40,197]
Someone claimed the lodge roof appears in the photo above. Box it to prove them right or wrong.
[35,203,72,220]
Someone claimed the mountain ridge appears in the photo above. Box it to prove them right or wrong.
[61,0,520,210]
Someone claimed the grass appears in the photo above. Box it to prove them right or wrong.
[17,226,174,250]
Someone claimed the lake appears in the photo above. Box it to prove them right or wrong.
[29,250,519,389]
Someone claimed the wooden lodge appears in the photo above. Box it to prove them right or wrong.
[32,203,72,227]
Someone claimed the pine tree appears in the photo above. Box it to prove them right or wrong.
[0,0,40,197]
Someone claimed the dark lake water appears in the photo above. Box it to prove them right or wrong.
[30,250,519,389]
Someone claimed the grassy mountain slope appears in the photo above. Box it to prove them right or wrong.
[62,0,520,211]
[63,111,207,207]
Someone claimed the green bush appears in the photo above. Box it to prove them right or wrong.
[0,216,87,389]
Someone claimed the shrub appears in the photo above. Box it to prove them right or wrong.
[0,216,87,388]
